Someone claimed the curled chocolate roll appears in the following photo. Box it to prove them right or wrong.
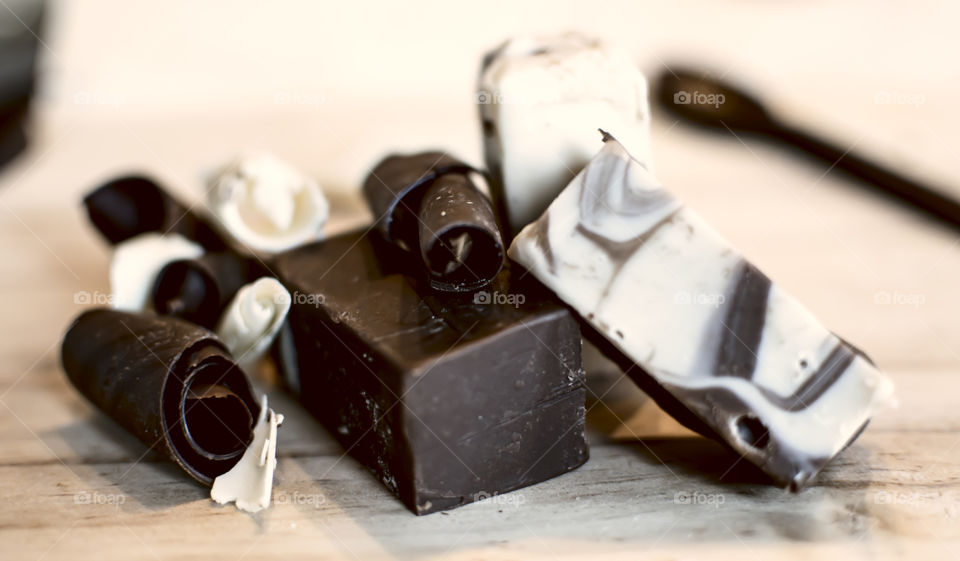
[363,152,504,292]
[83,174,228,250]
[152,252,269,329]
[61,309,260,485]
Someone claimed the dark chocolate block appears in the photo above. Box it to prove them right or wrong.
[61,309,260,484]
[363,152,504,292]
[271,229,587,515]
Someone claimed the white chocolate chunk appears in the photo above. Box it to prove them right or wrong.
[211,395,283,513]
[208,154,329,253]
[215,277,291,368]
[110,233,204,311]
[479,33,653,234]
[509,135,895,487]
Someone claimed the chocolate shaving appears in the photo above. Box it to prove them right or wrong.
[363,152,504,292]
[83,174,228,250]
[61,309,260,484]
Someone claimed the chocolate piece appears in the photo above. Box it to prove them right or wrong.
[509,133,894,490]
[272,229,587,515]
[215,277,291,367]
[152,252,269,329]
[84,174,228,250]
[363,152,504,292]
[208,154,330,253]
[478,33,654,239]
[110,233,204,312]
[210,396,283,513]
[61,308,261,485]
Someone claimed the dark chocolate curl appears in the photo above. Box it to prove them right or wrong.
[272,229,587,515]
[418,174,504,292]
[363,152,504,292]
[83,175,228,250]
[61,309,260,485]
[152,252,269,329]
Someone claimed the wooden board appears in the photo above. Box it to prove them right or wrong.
[3,182,960,560]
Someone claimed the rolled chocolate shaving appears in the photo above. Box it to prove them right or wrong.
[418,174,504,292]
[83,174,228,250]
[61,308,261,485]
[151,252,269,329]
[363,152,504,292]
[215,277,291,367]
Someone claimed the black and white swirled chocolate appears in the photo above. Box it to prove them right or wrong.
[508,133,894,489]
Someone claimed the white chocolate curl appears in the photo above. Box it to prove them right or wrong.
[208,154,329,253]
[210,395,283,513]
[110,233,204,311]
[215,277,291,367]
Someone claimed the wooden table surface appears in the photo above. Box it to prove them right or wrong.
[3,2,960,559]
[1,111,958,561]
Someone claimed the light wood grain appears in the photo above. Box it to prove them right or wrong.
[2,196,959,560]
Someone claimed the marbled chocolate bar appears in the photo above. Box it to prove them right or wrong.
[509,133,894,489]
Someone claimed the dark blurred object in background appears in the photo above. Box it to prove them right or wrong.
[0,0,44,171]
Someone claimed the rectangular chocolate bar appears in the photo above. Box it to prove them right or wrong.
[271,229,587,514]
[509,133,895,489]
[478,33,654,238]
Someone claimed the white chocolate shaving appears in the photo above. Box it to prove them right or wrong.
[109,232,204,311]
[210,395,283,513]
[208,154,329,253]
[215,277,291,368]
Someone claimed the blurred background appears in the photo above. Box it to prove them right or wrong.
[4,0,959,193]
[3,0,956,366]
